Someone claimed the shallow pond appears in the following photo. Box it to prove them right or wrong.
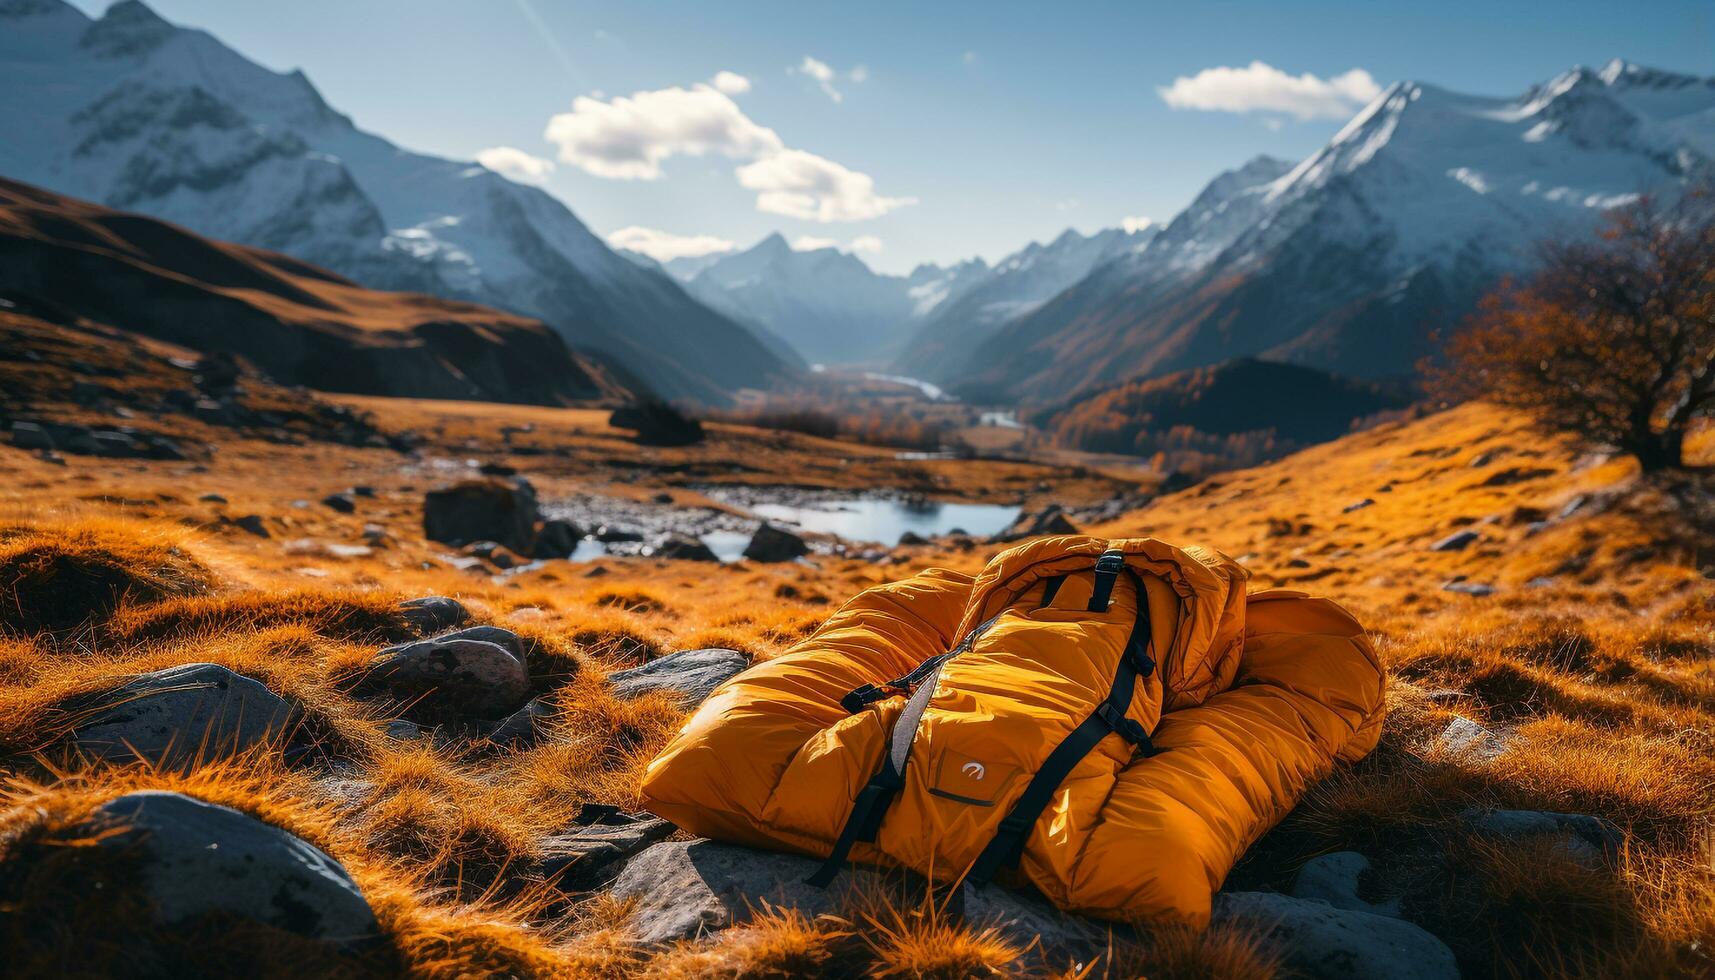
[743,495,1019,545]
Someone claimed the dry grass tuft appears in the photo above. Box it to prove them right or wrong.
[0,518,213,636]
[645,904,849,979]
[859,893,1029,978]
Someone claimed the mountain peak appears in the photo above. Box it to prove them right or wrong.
[81,0,175,58]
[1,0,79,19]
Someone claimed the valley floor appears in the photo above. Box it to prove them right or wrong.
[0,396,1710,978]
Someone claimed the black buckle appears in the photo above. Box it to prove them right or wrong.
[840,684,884,713]
[1126,642,1156,677]
[1094,551,1126,574]
[1097,703,1150,745]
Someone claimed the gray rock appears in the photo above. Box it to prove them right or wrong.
[1291,851,1400,918]
[609,648,747,706]
[991,504,1079,543]
[198,492,227,504]
[436,624,530,661]
[1462,808,1624,868]
[382,718,423,741]
[398,595,469,633]
[651,532,719,562]
[357,634,529,721]
[423,476,540,553]
[321,492,357,514]
[540,809,675,889]
[70,663,298,768]
[609,839,1098,955]
[1343,498,1376,513]
[1442,581,1496,596]
[1429,529,1480,551]
[228,513,270,537]
[1211,891,1458,980]
[897,530,928,546]
[531,517,583,559]
[11,421,53,449]
[488,697,551,747]
[743,522,809,563]
[91,791,378,945]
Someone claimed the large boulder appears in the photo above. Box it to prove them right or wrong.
[991,504,1079,543]
[69,663,298,768]
[355,627,530,722]
[89,791,378,945]
[742,523,809,563]
[531,517,584,559]
[651,532,719,562]
[608,648,747,706]
[1291,851,1401,918]
[608,839,1098,955]
[1211,891,1458,980]
[1461,807,1624,869]
[423,477,539,554]
[609,401,704,446]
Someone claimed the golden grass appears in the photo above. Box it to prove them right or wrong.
[0,400,1709,978]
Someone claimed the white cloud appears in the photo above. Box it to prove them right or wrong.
[546,77,913,222]
[1121,216,1153,233]
[849,64,870,84]
[476,145,556,184]
[607,226,737,262]
[790,234,884,254]
[795,55,843,102]
[710,70,751,95]
[962,50,978,65]
[1158,61,1383,120]
[544,83,783,180]
[1055,197,1080,212]
[737,148,916,222]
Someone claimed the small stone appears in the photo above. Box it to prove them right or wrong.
[88,791,378,945]
[398,596,469,633]
[69,663,298,768]
[652,491,674,504]
[539,810,676,889]
[1291,851,1400,917]
[1212,892,1457,980]
[198,492,227,504]
[1442,581,1496,596]
[651,532,718,562]
[897,530,927,546]
[321,493,356,513]
[9,421,53,450]
[488,698,551,747]
[1343,498,1375,513]
[742,523,809,563]
[1462,807,1624,869]
[595,525,644,543]
[356,632,529,721]
[1430,529,1480,552]
[383,719,423,741]
[609,648,748,706]
[230,514,269,537]
[350,485,377,498]
[1287,558,1312,569]
[531,517,583,559]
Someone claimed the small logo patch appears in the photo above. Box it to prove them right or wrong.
[961,761,987,780]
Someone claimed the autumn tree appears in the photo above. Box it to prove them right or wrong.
[1445,193,1715,471]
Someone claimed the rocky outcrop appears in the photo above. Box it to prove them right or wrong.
[609,401,705,446]
[742,523,808,562]
[355,627,531,722]
[1212,891,1459,980]
[650,532,719,562]
[991,504,1079,543]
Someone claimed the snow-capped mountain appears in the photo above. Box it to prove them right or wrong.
[890,223,1159,382]
[679,234,988,365]
[0,0,794,404]
[957,61,1715,404]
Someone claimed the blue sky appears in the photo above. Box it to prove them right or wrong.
[71,0,1715,274]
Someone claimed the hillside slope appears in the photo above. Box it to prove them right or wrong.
[0,0,793,404]
[1036,357,1412,469]
[0,178,632,405]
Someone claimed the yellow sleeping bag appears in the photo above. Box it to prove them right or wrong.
[640,535,1386,925]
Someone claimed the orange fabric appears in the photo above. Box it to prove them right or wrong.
[640,537,1386,926]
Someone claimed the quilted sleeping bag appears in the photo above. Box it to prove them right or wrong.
[639,535,1386,925]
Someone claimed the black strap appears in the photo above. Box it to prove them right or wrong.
[808,659,946,886]
[838,612,1005,714]
[1037,575,1065,609]
[965,568,1156,886]
[1086,550,1125,611]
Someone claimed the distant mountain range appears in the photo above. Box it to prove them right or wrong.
[0,177,633,405]
[953,62,1715,403]
[0,0,795,404]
